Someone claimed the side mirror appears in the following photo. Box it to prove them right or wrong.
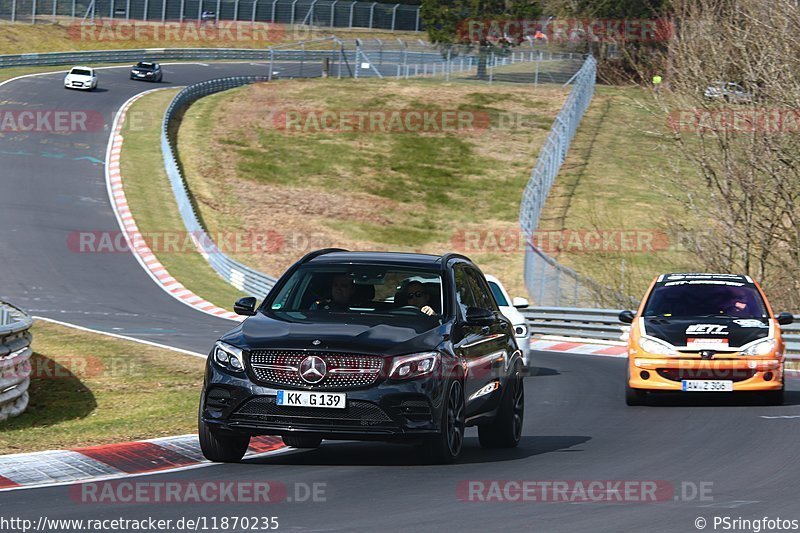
[233,297,257,316]
[512,297,529,309]
[777,312,794,326]
[618,310,635,324]
[466,307,495,327]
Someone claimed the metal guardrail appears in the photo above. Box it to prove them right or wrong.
[162,76,278,299]
[0,46,446,69]
[0,301,33,422]
[522,307,800,356]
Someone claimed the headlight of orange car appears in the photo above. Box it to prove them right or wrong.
[638,336,678,356]
[740,338,776,357]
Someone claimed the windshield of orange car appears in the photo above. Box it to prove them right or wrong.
[643,283,768,319]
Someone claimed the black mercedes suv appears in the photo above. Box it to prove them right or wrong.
[199,249,525,463]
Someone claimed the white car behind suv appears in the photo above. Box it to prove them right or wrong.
[64,66,98,91]
[485,274,533,373]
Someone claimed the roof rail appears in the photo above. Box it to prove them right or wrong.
[298,248,350,264]
[441,252,473,265]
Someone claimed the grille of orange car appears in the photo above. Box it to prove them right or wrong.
[656,368,757,382]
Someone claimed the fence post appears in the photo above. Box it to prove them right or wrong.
[348,1,354,28]
[391,3,397,31]
[52,0,57,22]
[143,0,148,20]
[161,0,165,22]
[291,0,297,24]
[11,0,16,22]
[368,1,375,28]
[299,41,305,76]
[330,0,336,26]
[109,0,113,18]
[233,0,238,21]
[445,47,451,81]
[354,40,360,79]
[197,0,202,22]
[268,47,274,80]
[271,0,277,22]
[126,0,131,19]
[338,42,343,78]
[488,51,494,84]
[71,0,76,19]
[215,0,220,23]
[31,0,37,23]
[252,0,258,23]
[179,0,185,22]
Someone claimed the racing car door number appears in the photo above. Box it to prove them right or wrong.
[681,380,733,392]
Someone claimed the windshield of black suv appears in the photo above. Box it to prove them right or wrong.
[643,282,768,319]
[265,264,444,325]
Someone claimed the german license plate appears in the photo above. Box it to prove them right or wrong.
[681,380,733,392]
[276,390,345,408]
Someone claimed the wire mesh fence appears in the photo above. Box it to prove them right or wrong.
[0,0,421,29]
[518,55,637,308]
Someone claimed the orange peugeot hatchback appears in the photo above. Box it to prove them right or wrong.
[619,273,794,406]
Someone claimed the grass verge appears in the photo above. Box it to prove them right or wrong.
[0,321,204,454]
[176,77,568,297]
[119,88,247,309]
[536,85,696,300]
[0,20,424,55]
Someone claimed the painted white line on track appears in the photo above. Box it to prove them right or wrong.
[33,315,207,358]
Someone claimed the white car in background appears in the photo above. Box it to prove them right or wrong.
[64,66,98,91]
[485,274,533,373]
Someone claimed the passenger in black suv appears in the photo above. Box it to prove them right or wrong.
[199,249,526,463]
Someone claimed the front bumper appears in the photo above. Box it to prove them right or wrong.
[201,361,448,441]
[628,357,784,391]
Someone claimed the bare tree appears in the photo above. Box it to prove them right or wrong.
[648,0,800,310]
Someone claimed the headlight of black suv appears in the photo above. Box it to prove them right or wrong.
[213,341,245,372]
[389,352,439,380]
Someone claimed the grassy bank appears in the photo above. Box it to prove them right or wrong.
[0,20,423,55]
[176,78,568,297]
[536,85,695,300]
[0,321,204,454]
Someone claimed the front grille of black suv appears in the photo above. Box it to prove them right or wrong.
[249,350,384,390]
[230,396,396,428]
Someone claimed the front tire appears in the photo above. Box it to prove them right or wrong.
[198,412,250,463]
[421,379,465,463]
[763,387,784,406]
[625,381,647,406]
[479,365,524,448]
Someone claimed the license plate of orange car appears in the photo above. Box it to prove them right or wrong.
[681,380,733,392]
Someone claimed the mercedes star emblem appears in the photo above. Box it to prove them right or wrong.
[299,355,327,384]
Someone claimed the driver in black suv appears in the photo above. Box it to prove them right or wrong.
[199,249,526,464]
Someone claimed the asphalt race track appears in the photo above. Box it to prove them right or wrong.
[1,62,800,532]
[0,353,799,531]
[0,62,320,354]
